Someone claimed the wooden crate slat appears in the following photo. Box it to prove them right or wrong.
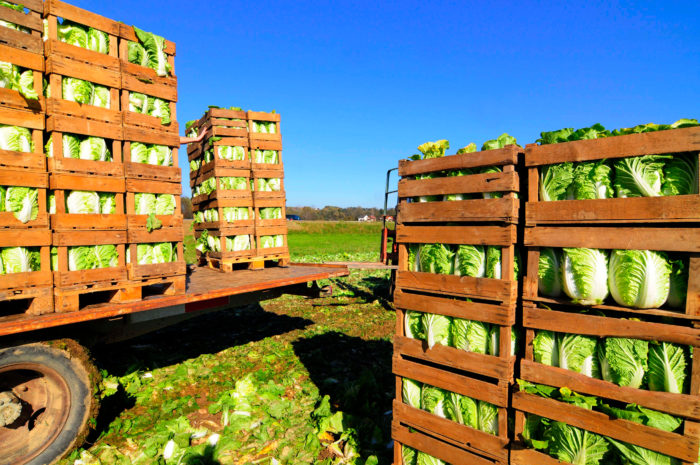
[120,72,177,102]
[524,226,700,253]
[398,171,518,197]
[513,391,698,462]
[128,228,183,243]
[394,289,514,326]
[509,448,571,465]
[46,98,122,125]
[396,271,515,302]
[524,126,700,166]
[126,179,181,195]
[45,0,121,35]
[49,173,125,192]
[53,230,126,247]
[398,145,520,177]
[399,197,519,224]
[0,5,42,31]
[397,224,516,246]
[0,26,42,54]
[0,105,44,129]
[54,266,128,288]
[0,270,52,290]
[117,23,175,55]
[0,42,43,70]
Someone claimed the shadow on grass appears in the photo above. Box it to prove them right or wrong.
[333,274,394,312]
[293,331,394,462]
[185,445,220,465]
[86,304,312,443]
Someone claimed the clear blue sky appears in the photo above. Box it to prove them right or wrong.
[72,0,698,208]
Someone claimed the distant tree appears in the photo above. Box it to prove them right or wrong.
[181,197,193,219]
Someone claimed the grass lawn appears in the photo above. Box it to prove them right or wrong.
[66,223,396,465]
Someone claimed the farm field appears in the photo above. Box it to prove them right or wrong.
[66,222,395,465]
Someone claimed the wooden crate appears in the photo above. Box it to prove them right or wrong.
[0,169,48,229]
[251,169,285,202]
[254,198,287,228]
[127,228,185,280]
[188,136,250,174]
[0,43,43,112]
[392,354,510,463]
[247,111,281,143]
[395,224,518,303]
[0,228,53,316]
[0,105,44,171]
[397,145,521,224]
[193,198,254,231]
[393,421,507,465]
[523,226,700,320]
[50,173,126,231]
[45,98,123,176]
[118,23,177,135]
[255,224,289,257]
[525,126,700,225]
[249,138,283,171]
[125,179,182,230]
[0,0,42,53]
[123,126,180,182]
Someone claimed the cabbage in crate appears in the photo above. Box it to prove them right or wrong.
[0,186,39,223]
[0,125,33,153]
[0,247,41,274]
[0,61,38,100]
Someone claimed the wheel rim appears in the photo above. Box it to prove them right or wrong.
[0,363,72,465]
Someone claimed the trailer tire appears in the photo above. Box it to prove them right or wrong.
[0,340,100,465]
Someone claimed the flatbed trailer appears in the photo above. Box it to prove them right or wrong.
[0,264,348,465]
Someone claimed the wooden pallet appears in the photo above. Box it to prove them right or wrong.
[125,179,182,230]
[198,251,290,272]
[123,126,181,182]
[247,110,281,143]
[0,229,52,315]
[523,225,700,319]
[0,0,42,53]
[525,126,700,225]
[50,173,126,231]
[0,43,43,113]
[0,169,49,229]
[127,228,185,280]
[188,136,251,174]
[54,274,185,313]
[0,104,44,171]
[193,198,254,230]
[397,145,521,224]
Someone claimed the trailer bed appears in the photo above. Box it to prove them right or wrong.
[0,264,349,337]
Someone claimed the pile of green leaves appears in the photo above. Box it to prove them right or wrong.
[538,120,699,201]
[45,133,112,162]
[519,381,684,464]
[130,143,173,166]
[53,18,110,54]
[0,124,33,153]
[405,309,517,355]
[0,186,39,223]
[0,246,41,274]
[538,247,688,309]
[402,377,499,436]
[0,61,37,99]
[129,92,171,125]
[533,329,690,393]
[128,27,172,77]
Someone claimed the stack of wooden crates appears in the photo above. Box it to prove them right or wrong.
[392,145,522,464]
[0,0,185,314]
[189,108,289,271]
[0,0,52,314]
[511,127,700,465]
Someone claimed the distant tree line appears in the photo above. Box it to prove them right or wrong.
[286,206,396,221]
[181,198,394,221]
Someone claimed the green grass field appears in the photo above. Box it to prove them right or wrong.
[72,222,395,465]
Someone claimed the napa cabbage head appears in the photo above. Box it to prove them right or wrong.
[419,243,455,275]
[477,401,499,435]
[488,326,518,357]
[481,133,517,151]
[561,248,609,305]
[421,385,448,418]
[155,194,175,215]
[453,245,484,277]
[422,313,451,349]
[62,77,93,105]
[133,27,172,77]
[571,161,613,199]
[223,207,249,221]
[543,422,609,465]
[0,125,33,152]
[147,96,171,125]
[135,193,157,215]
[79,137,111,161]
[5,187,38,223]
[99,193,115,214]
[57,21,88,48]
[444,391,478,428]
[68,246,96,271]
[648,342,688,394]
[87,27,110,54]
[402,378,422,409]
[537,128,574,145]
[94,244,118,268]
[66,190,100,214]
[540,163,574,201]
[1,246,39,273]
[402,445,417,465]
[608,249,671,309]
[451,318,489,354]
[661,154,699,196]
[599,337,648,388]
[226,235,251,252]
[404,310,425,340]
[539,248,562,297]
[614,155,670,198]
[416,451,446,465]
[415,140,449,160]
[90,85,110,108]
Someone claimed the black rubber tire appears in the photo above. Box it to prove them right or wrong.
[0,340,99,465]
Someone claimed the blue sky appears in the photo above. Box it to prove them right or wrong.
[73,0,698,208]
